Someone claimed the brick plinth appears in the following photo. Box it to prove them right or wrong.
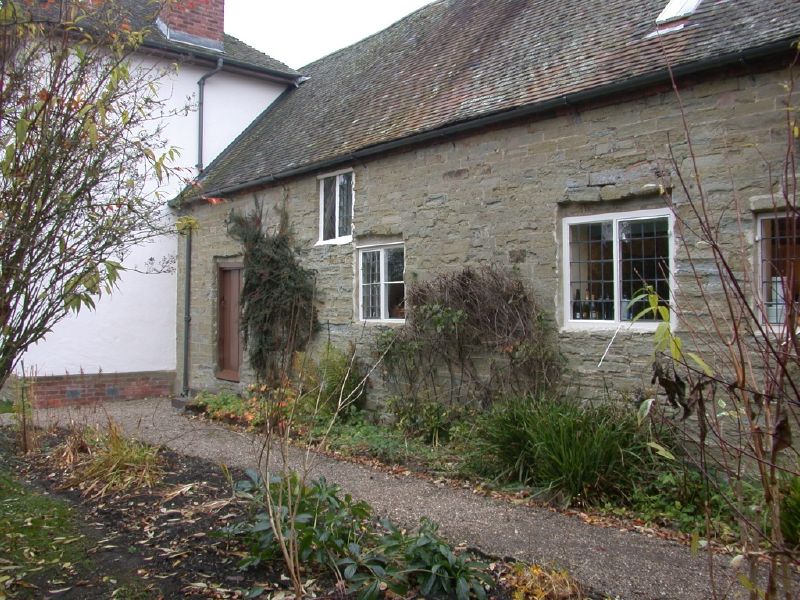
[27,371,175,409]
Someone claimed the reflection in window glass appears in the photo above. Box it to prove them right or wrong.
[320,172,353,241]
[359,245,405,320]
[761,216,800,324]
[566,214,670,323]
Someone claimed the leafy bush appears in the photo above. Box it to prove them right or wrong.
[389,395,471,446]
[464,395,654,505]
[189,390,265,427]
[231,471,371,569]
[781,475,800,547]
[227,202,318,385]
[317,342,366,413]
[628,468,756,539]
[229,471,492,599]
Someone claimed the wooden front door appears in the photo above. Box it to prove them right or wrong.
[217,265,243,381]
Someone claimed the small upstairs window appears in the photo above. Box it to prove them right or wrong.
[319,171,353,244]
[656,0,703,24]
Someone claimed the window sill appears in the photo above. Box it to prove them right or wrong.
[316,235,353,247]
[561,320,664,333]
[360,318,406,325]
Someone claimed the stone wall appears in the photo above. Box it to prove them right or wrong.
[177,64,793,406]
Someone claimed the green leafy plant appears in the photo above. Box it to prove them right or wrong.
[781,475,800,547]
[227,201,318,386]
[628,468,759,539]
[465,394,655,505]
[317,342,366,414]
[229,471,492,599]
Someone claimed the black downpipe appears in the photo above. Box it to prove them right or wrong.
[182,58,223,395]
[181,228,192,397]
[197,58,224,171]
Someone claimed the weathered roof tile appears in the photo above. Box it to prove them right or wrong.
[197,0,800,196]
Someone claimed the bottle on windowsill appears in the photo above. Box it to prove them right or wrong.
[589,293,598,320]
[573,289,582,320]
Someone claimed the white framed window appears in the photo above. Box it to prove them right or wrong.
[358,243,405,321]
[758,214,800,325]
[318,170,354,244]
[562,209,673,328]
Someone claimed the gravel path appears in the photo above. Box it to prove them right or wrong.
[2,398,761,599]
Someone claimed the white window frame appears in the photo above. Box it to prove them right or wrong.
[317,168,354,245]
[561,208,675,331]
[357,241,405,323]
[756,213,800,326]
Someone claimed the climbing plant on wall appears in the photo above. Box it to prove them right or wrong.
[227,201,318,384]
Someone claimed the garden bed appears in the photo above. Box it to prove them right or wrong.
[2,426,578,599]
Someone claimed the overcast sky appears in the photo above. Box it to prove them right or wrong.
[225,0,435,70]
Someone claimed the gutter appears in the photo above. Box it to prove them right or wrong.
[194,37,797,201]
[140,38,304,86]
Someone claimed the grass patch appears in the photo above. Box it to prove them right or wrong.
[0,464,87,595]
[315,415,454,471]
[0,399,13,414]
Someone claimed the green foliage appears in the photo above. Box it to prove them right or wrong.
[227,202,318,385]
[318,413,449,469]
[317,342,366,413]
[464,395,655,505]
[189,390,264,426]
[781,475,800,547]
[390,395,471,446]
[229,471,492,599]
[0,399,12,413]
[627,469,756,539]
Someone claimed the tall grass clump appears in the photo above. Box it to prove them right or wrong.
[62,420,164,498]
[465,395,655,505]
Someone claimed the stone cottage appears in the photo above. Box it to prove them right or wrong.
[176,0,800,404]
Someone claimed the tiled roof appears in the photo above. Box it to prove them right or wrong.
[17,0,298,79]
[196,0,800,197]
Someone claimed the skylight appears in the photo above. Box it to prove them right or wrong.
[656,0,703,24]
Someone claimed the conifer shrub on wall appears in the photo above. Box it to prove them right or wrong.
[377,266,562,431]
[227,202,318,385]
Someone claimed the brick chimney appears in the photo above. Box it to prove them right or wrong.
[159,0,225,52]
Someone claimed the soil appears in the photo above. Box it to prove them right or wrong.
[1,427,514,600]
[1,427,321,599]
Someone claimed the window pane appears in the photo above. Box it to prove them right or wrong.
[337,173,353,238]
[569,222,614,320]
[361,250,380,284]
[619,217,669,321]
[322,177,336,240]
[362,284,381,319]
[361,250,381,319]
[387,282,405,319]
[386,247,404,282]
[762,217,800,324]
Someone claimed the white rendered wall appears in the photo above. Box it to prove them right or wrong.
[19,57,287,376]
